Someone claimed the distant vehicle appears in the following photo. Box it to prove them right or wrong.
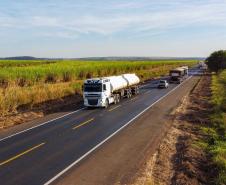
[169,66,188,84]
[83,74,140,108]
[158,80,169,88]
[198,61,208,70]
[200,65,208,70]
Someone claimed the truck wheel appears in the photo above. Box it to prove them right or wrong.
[105,99,109,108]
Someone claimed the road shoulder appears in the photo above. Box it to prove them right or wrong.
[133,75,214,185]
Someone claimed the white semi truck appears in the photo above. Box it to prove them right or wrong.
[83,74,140,108]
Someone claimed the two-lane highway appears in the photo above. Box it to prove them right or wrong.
[0,69,200,185]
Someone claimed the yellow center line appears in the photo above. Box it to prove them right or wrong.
[0,142,45,166]
[72,118,94,130]
[108,105,121,112]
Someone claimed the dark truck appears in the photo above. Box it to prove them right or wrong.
[169,66,188,84]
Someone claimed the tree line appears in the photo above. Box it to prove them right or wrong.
[206,50,226,72]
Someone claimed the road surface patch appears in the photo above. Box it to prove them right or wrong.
[130,97,138,101]
[0,108,85,142]
[72,118,94,130]
[108,105,121,112]
[144,90,151,95]
[0,142,45,166]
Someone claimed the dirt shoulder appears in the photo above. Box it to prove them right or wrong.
[133,74,215,185]
[0,93,83,130]
[0,94,83,139]
[54,77,199,185]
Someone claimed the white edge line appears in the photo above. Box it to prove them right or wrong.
[44,75,193,185]
[0,108,85,142]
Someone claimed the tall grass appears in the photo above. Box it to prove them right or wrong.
[0,81,83,116]
[0,60,195,87]
[0,60,196,117]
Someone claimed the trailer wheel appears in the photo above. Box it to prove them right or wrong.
[117,94,120,103]
[113,95,117,104]
[127,93,130,98]
[135,87,139,95]
[128,92,132,98]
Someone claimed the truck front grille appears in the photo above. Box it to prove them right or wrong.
[88,99,98,105]
[85,94,101,98]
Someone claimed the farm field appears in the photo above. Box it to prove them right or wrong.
[0,60,196,128]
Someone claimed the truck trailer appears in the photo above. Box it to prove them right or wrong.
[180,66,189,76]
[169,66,188,84]
[83,74,140,108]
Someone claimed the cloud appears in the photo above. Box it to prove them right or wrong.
[40,31,79,39]
[0,0,226,39]
[31,16,59,27]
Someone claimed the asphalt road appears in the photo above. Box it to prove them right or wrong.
[0,68,201,185]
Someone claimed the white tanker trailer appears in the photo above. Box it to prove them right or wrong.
[83,74,140,108]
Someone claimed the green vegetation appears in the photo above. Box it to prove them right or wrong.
[206,50,226,73]
[201,71,226,184]
[210,71,226,184]
[0,60,196,117]
[0,60,195,86]
[0,60,54,68]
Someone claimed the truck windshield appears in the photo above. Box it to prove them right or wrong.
[84,84,102,92]
[170,71,181,76]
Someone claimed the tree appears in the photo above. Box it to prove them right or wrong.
[206,50,226,72]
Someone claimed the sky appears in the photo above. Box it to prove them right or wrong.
[0,0,226,58]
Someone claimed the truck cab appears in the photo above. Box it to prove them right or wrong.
[83,79,110,107]
[83,78,113,108]
[169,68,184,84]
[169,66,188,84]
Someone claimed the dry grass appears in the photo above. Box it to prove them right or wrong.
[0,81,82,116]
